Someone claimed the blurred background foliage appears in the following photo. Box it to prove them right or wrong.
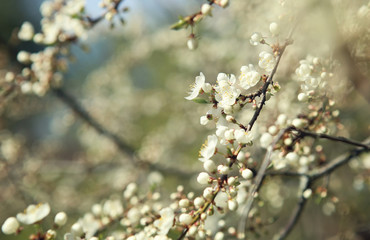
[0,0,369,239]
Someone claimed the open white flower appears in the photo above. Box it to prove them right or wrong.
[199,135,218,162]
[153,207,175,235]
[239,65,261,90]
[259,51,276,72]
[16,203,50,225]
[185,72,207,100]
[234,129,253,144]
[18,21,34,41]
[215,73,240,107]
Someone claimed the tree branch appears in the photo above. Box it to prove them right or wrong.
[294,128,370,149]
[53,87,194,178]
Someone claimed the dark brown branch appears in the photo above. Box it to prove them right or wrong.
[53,88,136,159]
[274,146,369,240]
[276,178,310,240]
[53,87,194,178]
[294,128,370,149]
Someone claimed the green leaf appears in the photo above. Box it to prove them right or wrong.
[170,19,188,30]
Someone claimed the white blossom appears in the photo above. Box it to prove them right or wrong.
[187,38,198,50]
[153,207,174,235]
[1,217,19,235]
[201,4,212,15]
[260,132,273,148]
[18,21,34,41]
[179,213,193,225]
[16,203,50,225]
[215,73,240,108]
[185,72,207,100]
[250,32,263,45]
[269,22,280,35]
[203,159,216,173]
[234,129,253,144]
[54,212,68,226]
[259,51,276,72]
[241,168,253,179]
[194,197,205,208]
[199,134,218,161]
[239,65,261,90]
[197,172,210,185]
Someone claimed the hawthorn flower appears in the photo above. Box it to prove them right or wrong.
[215,73,240,107]
[185,72,208,100]
[239,65,261,90]
[259,51,276,72]
[153,207,174,235]
[16,203,50,225]
[199,134,218,161]
[1,217,19,235]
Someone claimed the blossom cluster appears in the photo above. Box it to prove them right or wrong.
[5,0,126,97]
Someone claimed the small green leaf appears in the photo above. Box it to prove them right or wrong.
[170,19,188,30]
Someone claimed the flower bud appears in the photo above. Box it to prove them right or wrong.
[203,187,213,200]
[54,212,67,226]
[228,199,238,211]
[1,217,19,235]
[201,4,212,15]
[179,199,190,208]
[197,172,210,185]
[204,160,216,173]
[241,168,253,180]
[194,197,205,208]
[179,213,193,225]
[269,22,280,35]
[187,38,198,50]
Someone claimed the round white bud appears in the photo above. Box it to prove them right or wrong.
[292,118,308,128]
[201,4,212,15]
[241,168,253,179]
[218,165,230,175]
[179,199,190,208]
[203,187,213,200]
[71,222,83,236]
[54,212,67,226]
[269,22,280,35]
[250,32,263,45]
[179,213,193,225]
[297,92,308,102]
[268,125,278,135]
[1,217,19,235]
[197,172,210,185]
[194,197,205,208]
[187,38,198,50]
[204,160,216,173]
[303,189,312,199]
[260,132,273,149]
[228,199,238,211]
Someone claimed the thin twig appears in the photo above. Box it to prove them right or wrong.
[294,128,370,149]
[275,146,369,239]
